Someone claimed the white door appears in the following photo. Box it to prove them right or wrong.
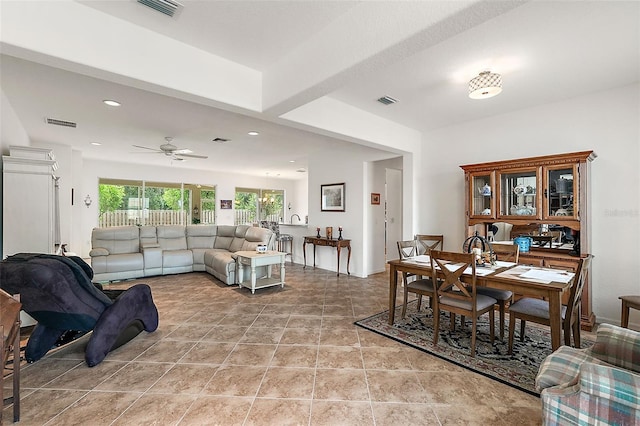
[385,168,402,260]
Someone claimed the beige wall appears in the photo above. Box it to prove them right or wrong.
[421,83,640,327]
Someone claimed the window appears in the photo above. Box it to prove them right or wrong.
[235,187,284,225]
[98,179,215,227]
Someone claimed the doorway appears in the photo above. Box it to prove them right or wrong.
[385,168,402,260]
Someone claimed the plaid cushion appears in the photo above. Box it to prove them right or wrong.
[590,323,640,373]
[536,346,605,391]
[541,363,640,426]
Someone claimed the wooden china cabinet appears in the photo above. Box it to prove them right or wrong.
[460,151,597,330]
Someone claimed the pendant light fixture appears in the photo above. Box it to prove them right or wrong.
[468,70,503,99]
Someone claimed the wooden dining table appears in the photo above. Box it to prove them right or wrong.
[387,256,575,351]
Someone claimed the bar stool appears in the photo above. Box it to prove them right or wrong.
[619,295,640,328]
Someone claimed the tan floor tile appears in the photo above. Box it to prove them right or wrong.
[46,390,140,426]
[95,362,172,392]
[286,315,322,329]
[317,346,364,369]
[321,316,358,329]
[241,326,284,344]
[252,314,290,327]
[164,323,214,341]
[257,367,315,399]
[112,393,196,425]
[319,327,360,346]
[270,345,318,368]
[201,325,248,343]
[224,343,277,366]
[134,340,196,363]
[279,328,320,345]
[245,398,311,426]
[180,396,253,425]
[43,360,126,391]
[313,368,369,401]
[371,402,440,425]
[366,370,430,403]
[203,365,267,396]
[179,341,235,364]
[433,404,541,425]
[147,364,218,394]
[4,389,88,425]
[361,346,413,370]
[310,400,374,425]
[20,358,84,389]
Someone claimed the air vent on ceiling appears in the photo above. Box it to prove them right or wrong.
[212,137,230,143]
[45,118,77,128]
[296,168,307,173]
[137,0,184,18]
[377,96,398,105]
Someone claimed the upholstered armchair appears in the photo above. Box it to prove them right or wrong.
[535,323,640,425]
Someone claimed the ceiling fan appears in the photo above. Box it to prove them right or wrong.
[132,137,208,160]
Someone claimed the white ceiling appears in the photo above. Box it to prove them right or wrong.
[1,1,638,179]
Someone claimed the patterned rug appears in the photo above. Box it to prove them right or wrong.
[355,301,594,396]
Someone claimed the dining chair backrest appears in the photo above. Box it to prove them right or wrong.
[415,234,444,256]
[430,250,476,302]
[397,240,419,260]
[492,243,520,263]
[565,256,591,327]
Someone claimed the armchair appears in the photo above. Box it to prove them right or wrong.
[0,253,159,367]
[536,323,640,425]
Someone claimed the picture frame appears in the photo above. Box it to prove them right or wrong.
[321,183,345,212]
[220,199,233,209]
[371,193,380,205]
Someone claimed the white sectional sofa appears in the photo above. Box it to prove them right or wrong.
[90,224,275,284]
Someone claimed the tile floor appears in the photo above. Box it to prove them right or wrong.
[3,264,542,425]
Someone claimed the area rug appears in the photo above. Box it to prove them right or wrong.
[355,301,594,396]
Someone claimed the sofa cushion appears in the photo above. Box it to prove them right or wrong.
[92,253,144,274]
[163,250,193,268]
[139,226,158,246]
[186,225,217,249]
[157,225,188,250]
[590,323,640,373]
[92,226,140,255]
[214,225,236,250]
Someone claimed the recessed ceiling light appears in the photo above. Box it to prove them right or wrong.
[248,131,259,136]
[103,100,121,107]
[91,142,102,146]
[289,160,295,163]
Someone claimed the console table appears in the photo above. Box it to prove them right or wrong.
[303,237,351,276]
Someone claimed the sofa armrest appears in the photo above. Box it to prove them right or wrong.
[541,363,640,426]
[578,363,640,409]
[141,242,160,250]
[590,324,640,373]
[90,248,109,257]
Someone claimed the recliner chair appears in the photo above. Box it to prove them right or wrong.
[0,253,159,367]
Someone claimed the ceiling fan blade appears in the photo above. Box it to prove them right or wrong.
[132,144,162,153]
[176,153,208,159]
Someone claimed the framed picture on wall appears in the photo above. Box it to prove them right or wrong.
[321,183,345,212]
[220,199,233,209]
[371,193,380,205]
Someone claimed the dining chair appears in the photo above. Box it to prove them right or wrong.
[475,243,520,340]
[508,256,591,354]
[430,250,497,357]
[414,234,444,256]
[397,240,435,319]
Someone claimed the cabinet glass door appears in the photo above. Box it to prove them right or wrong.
[544,165,577,220]
[498,167,540,218]
[470,172,494,218]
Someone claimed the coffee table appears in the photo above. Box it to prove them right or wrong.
[235,250,286,294]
